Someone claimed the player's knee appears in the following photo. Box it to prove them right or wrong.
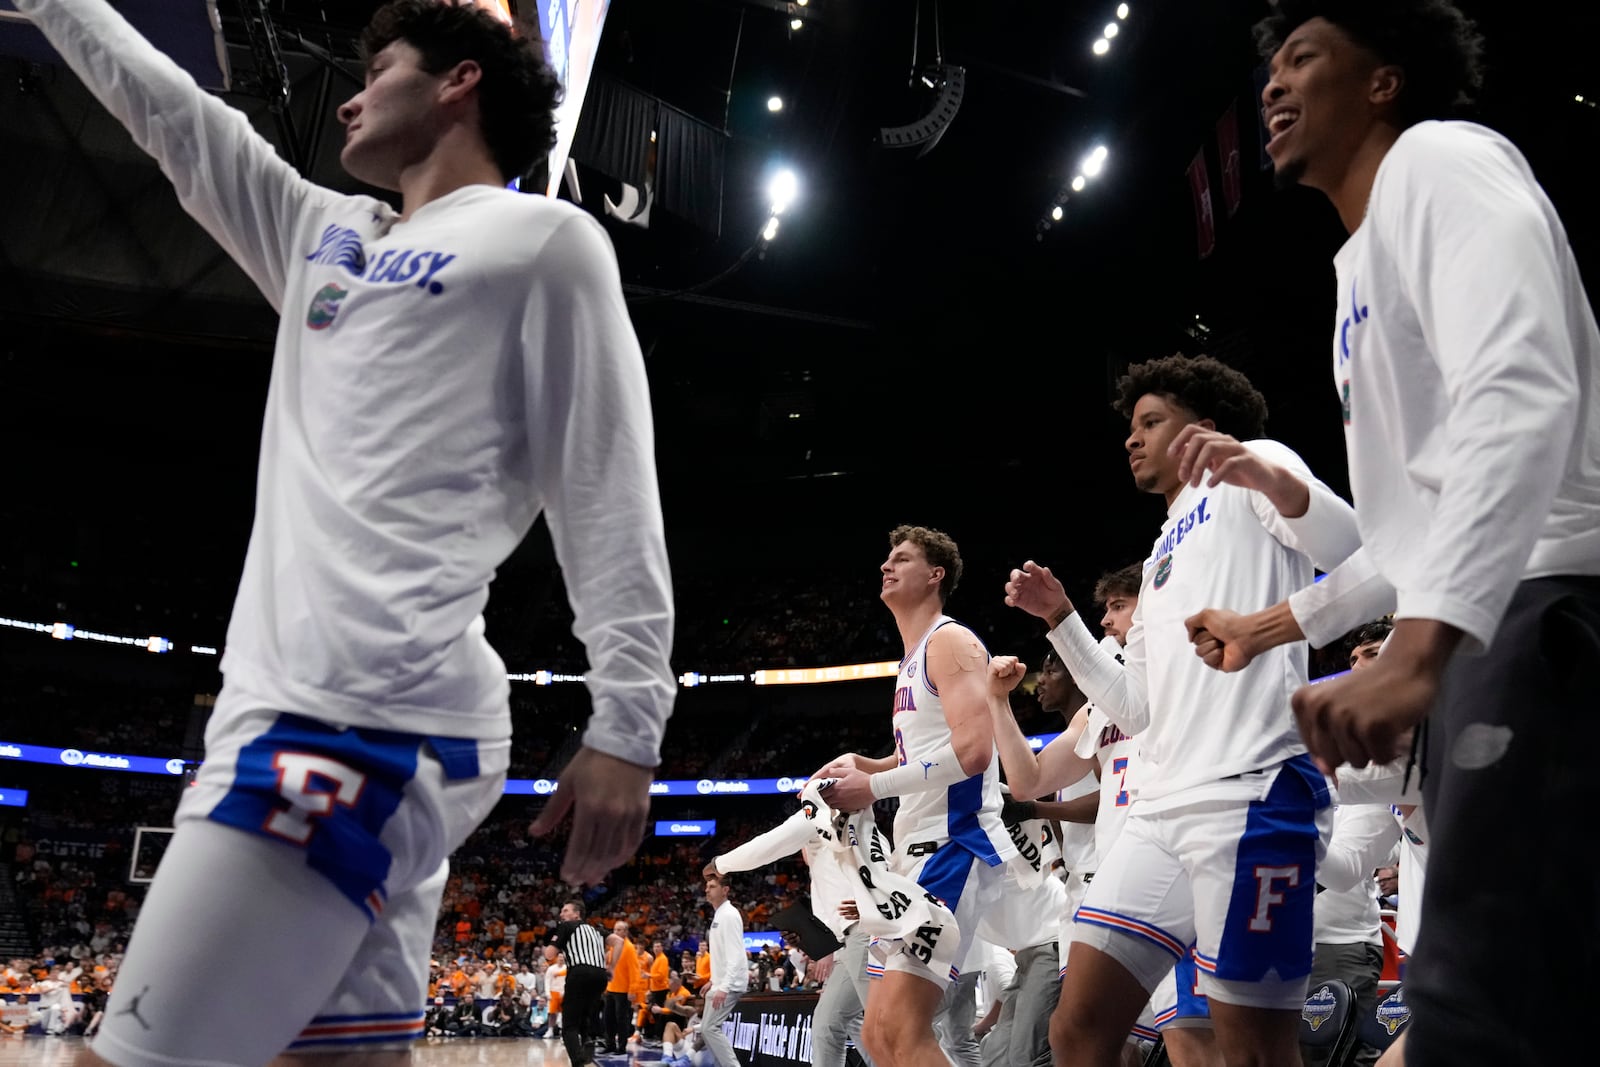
[1050,993,1123,1065]
[869,1009,923,1065]
[858,1012,886,1064]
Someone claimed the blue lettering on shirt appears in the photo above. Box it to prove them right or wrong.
[302,227,458,294]
[1153,496,1211,559]
[1338,276,1369,367]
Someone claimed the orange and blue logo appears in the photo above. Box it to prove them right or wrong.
[306,283,349,330]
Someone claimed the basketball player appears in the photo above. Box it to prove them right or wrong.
[704,808,878,1067]
[990,573,1220,1067]
[1004,354,1362,1066]
[700,871,748,1067]
[818,525,1033,1067]
[1178,5,1600,1063]
[12,2,677,1066]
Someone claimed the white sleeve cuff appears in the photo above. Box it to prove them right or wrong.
[869,741,966,799]
[1287,548,1398,649]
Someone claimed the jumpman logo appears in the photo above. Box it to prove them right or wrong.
[116,986,152,1031]
[920,759,938,779]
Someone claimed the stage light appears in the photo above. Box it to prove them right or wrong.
[879,64,967,157]
[1091,145,1109,162]
[768,168,799,214]
[762,216,781,242]
[1118,3,1130,18]
[1050,205,1064,221]
[790,17,802,30]
[1071,175,1087,192]
[767,96,784,112]
[1083,156,1104,178]
[797,0,808,5]
[1092,38,1110,56]
[1104,23,1119,38]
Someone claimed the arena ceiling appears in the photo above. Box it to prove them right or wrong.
[2,0,1596,618]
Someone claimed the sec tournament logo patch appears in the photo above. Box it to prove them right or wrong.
[1302,985,1336,1031]
[1153,553,1174,590]
[306,282,349,330]
[1376,988,1411,1035]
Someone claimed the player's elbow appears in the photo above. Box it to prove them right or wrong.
[954,740,991,777]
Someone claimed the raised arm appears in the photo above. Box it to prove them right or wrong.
[1006,561,1151,736]
[986,662,1095,801]
[15,0,333,309]
[707,811,813,876]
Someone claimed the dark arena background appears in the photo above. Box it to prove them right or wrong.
[2,1,1595,1065]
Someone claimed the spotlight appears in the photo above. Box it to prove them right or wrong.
[1082,146,1108,177]
[767,96,784,112]
[1050,205,1064,221]
[1092,38,1110,56]
[1071,175,1086,192]
[762,216,781,242]
[1091,145,1109,163]
[768,168,799,215]
[1117,3,1130,18]
[790,17,802,30]
[797,0,808,5]
[1104,23,1119,39]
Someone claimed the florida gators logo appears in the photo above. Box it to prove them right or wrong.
[306,283,348,330]
[1153,553,1174,590]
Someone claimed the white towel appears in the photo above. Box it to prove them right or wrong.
[799,779,962,983]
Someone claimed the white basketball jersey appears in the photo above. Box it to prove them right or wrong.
[890,616,1021,871]
[1074,703,1141,870]
[1070,637,1139,870]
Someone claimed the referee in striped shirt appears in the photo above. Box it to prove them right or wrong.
[550,900,608,1067]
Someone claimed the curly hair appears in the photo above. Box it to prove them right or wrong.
[888,525,964,605]
[1343,616,1394,656]
[1093,562,1144,606]
[360,0,564,181]
[1253,0,1484,125]
[1113,354,1269,441]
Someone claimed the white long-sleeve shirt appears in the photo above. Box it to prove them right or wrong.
[1313,803,1398,948]
[714,810,856,940]
[18,0,676,759]
[1330,120,1600,654]
[1050,440,1361,809]
[707,900,748,994]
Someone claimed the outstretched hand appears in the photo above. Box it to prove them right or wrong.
[1004,560,1072,624]
[529,745,654,885]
